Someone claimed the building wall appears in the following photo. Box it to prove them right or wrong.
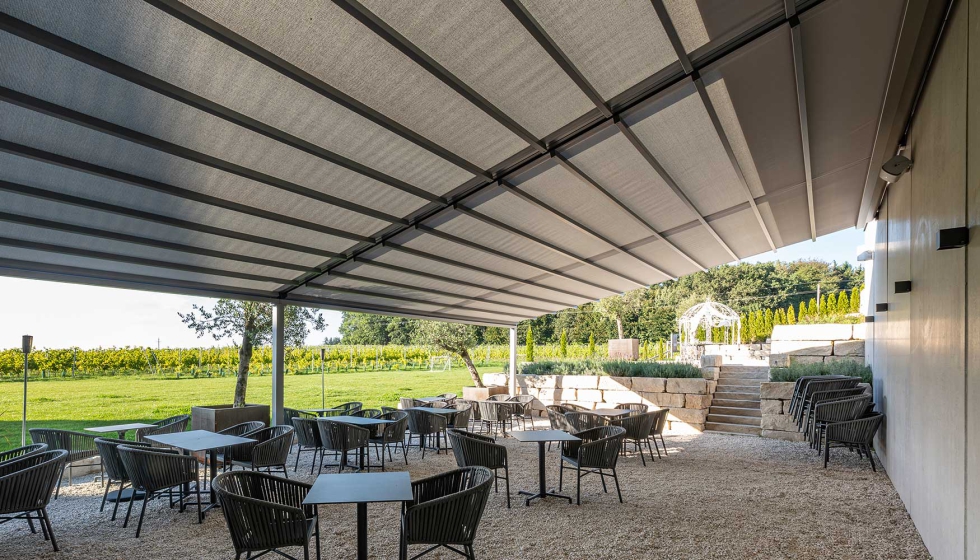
[868,1,974,557]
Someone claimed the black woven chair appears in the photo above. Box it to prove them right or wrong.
[215,421,266,473]
[399,397,416,410]
[135,414,190,444]
[213,470,320,560]
[794,378,860,427]
[447,429,510,508]
[381,406,399,415]
[227,426,294,477]
[476,401,513,436]
[507,395,536,430]
[562,402,588,412]
[810,395,873,451]
[649,409,670,458]
[612,411,657,466]
[802,389,868,442]
[407,409,449,458]
[448,406,471,431]
[0,443,47,465]
[94,437,151,520]
[334,402,363,414]
[317,420,370,472]
[615,403,649,416]
[438,393,458,406]
[369,411,410,470]
[292,417,323,475]
[455,400,478,430]
[0,449,67,551]
[564,411,606,433]
[117,444,200,537]
[29,428,101,498]
[559,426,627,505]
[824,413,885,471]
[400,466,493,560]
[486,394,510,402]
[351,408,382,418]
[788,375,849,416]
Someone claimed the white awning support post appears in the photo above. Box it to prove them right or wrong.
[271,301,285,426]
[509,327,518,396]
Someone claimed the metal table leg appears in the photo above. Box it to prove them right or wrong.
[519,441,572,506]
[356,502,368,560]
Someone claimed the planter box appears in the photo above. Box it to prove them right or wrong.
[461,385,509,401]
[192,404,270,432]
[608,338,639,360]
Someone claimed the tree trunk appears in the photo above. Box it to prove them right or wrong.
[235,337,252,408]
[459,349,484,388]
[616,317,624,339]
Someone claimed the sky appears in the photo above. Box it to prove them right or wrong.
[0,228,866,351]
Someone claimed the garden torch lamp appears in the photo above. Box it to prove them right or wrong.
[320,348,326,409]
[21,335,32,446]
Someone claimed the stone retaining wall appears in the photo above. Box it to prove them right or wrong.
[770,324,866,367]
[760,381,873,442]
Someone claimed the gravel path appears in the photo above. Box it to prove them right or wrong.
[0,422,929,559]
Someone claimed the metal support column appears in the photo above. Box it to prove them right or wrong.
[271,302,285,426]
[509,327,518,396]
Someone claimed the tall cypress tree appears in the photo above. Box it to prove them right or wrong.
[807,298,817,318]
[837,291,849,315]
[850,287,861,313]
[559,329,568,358]
[818,294,828,318]
[525,326,535,362]
[825,292,837,316]
[798,301,808,322]
[787,305,796,325]
[588,332,596,357]
[740,314,749,343]
[763,308,774,340]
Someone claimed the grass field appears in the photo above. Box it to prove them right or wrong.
[0,365,499,451]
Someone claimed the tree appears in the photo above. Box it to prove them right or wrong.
[807,298,817,319]
[850,287,861,313]
[818,294,828,318]
[588,333,596,357]
[787,304,796,325]
[415,321,484,388]
[798,301,808,322]
[180,301,325,407]
[825,292,837,316]
[739,313,749,343]
[763,308,774,340]
[594,290,644,339]
[559,329,568,358]
[837,291,850,315]
[526,326,535,362]
[774,308,786,326]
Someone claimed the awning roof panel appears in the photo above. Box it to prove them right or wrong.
[663,0,783,54]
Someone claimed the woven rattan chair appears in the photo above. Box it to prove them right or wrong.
[369,411,410,470]
[438,393,458,406]
[317,420,370,472]
[564,411,606,433]
[612,411,657,466]
[456,399,479,430]
[823,413,885,471]
[399,397,416,410]
[400,466,493,560]
[507,395,536,430]
[615,403,649,416]
[381,406,399,415]
[215,421,266,473]
[407,409,449,458]
[117,444,200,537]
[810,395,873,451]
[0,449,67,551]
[559,426,627,505]
[477,401,513,436]
[788,375,848,416]
[291,417,323,474]
[794,378,860,427]
[135,414,190,444]
[802,389,868,441]
[334,402,363,414]
[29,428,101,498]
[94,437,150,520]
[449,405,471,430]
[0,443,47,466]
[351,408,382,418]
[227,426,294,477]
[487,394,510,402]
[649,409,670,458]
[447,429,510,508]
[213,470,320,560]
[562,403,588,412]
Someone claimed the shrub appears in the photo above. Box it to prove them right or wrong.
[516,359,701,379]
[769,359,872,384]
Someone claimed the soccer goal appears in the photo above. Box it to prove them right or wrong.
[428,355,453,371]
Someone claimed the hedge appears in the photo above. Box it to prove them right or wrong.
[513,360,702,379]
[769,359,872,384]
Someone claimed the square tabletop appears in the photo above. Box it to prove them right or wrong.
[321,415,393,426]
[406,407,458,415]
[85,423,156,433]
[304,472,413,505]
[416,397,447,403]
[144,430,254,452]
[591,408,630,417]
[511,430,581,443]
[302,408,341,415]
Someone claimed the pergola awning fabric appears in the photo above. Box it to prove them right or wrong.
[0,0,918,327]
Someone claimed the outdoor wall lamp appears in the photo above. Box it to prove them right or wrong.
[937,227,969,250]
[895,281,912,294]
[876,303,889,312]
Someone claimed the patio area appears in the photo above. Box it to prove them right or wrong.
[0,424,927,559]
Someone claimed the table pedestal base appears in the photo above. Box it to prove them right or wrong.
[106,488,145,503]
[520,441,573,506]
[518,489,573,506]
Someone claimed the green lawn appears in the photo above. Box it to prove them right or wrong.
[0,365,497,451]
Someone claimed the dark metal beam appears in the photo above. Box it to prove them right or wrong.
[785,1,817,240]
[144,0,490,179]
[0,13,444,205]
[0,236,298,285]
[615,121,740,261]
[0,87,407,226]
[454,205,648,288]
[554,155,707,271]
[0,140,375,244]
[331,0,546,153]
[0,179,343,259]
[0,211,316,272]
[350,257,572,308]
[500,0,612,118]
[324,270,554,315]
[497,181,673,279]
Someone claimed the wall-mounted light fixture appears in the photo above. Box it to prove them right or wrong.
[876,303,889,312]
[937,227,970,250]
[895,281,912,294]
[865,316,875,323]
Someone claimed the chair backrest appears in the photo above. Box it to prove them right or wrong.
[615,403,649,416]
[800,378,859,407]
[399,397,415,410]
[650,409,670,436]
[0,443,47,466]
[317,420,369,452]
[380,406,398,415]
[487,394,510,402]
[218,421,266,437]
[283,408,304,426]
[406,409,445,435]
[612,411,656,440]
[29,428,99,462]
[0,450,67,515]
[546,405,574,432]
[569,426,627,469]
[438,393,457,406]
[291,417,322,448]
[565,411,606,432]
[139,414,190,443]
[251,426,294,468]
[563,402,587,411]
[212,471,313,555]
[826,412,884,445]
[403,467,493,547]
[351,409,382,418]
[477,400,513,422]
[117,444,196,493]
[447,429,504,469]
[814,395,873,424]
[378,411,409,442]
[450,405,472,427]
[95,437,150,482]
[335,402,363,414]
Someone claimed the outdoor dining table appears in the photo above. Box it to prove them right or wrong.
[85,423,159,502]
[303,471,413,560]
[302,407,342,417]
[416,396,447,403]
[590,408,631,418]
[511,429,581,506]
[144,429,254,516]
[322,416,393,470]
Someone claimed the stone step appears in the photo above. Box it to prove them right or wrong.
[720,365,770,373]
[713,391,761,401]
[717,371,769,380]
[716,378,765,387]
[711,398,762,408]
[706,413,761,426]
[704,422,762,436]
[714,385,762,393]
[708,406,761,417]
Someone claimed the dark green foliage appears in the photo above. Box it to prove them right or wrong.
[769,359,872,384]
[525,326,535,362]
[518,360,702,378]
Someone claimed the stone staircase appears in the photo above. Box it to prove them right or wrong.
[705,364,768,436]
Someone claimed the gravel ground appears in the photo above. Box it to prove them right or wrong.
[0,421,929,559]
